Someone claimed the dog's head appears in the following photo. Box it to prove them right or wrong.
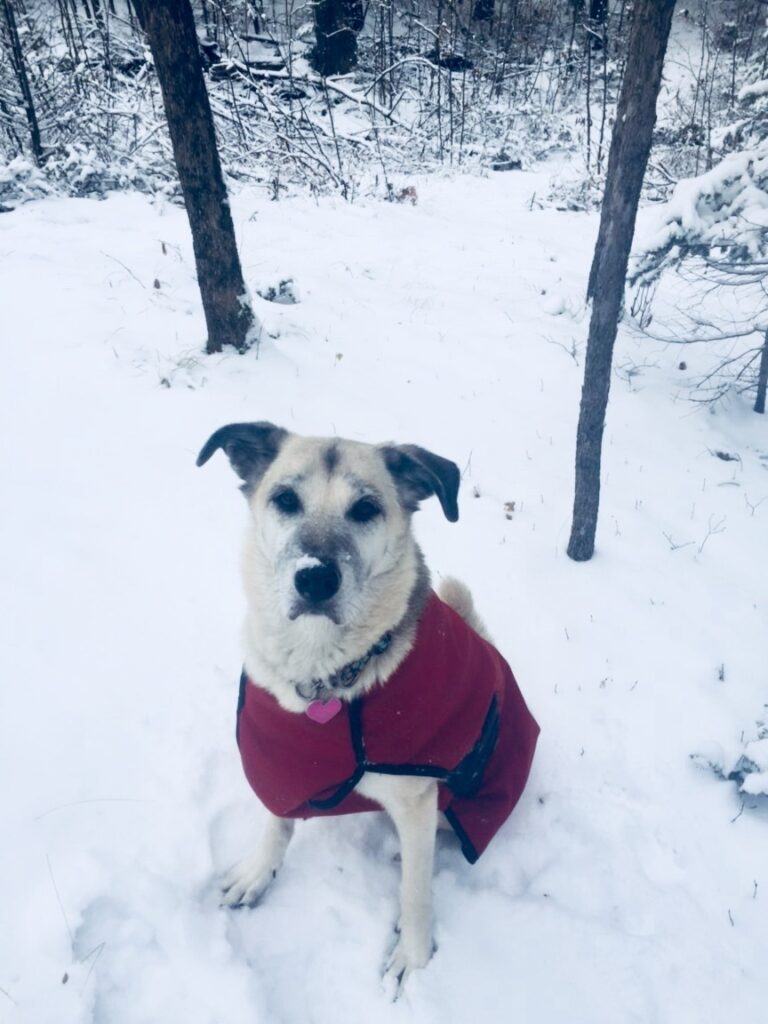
[197,423,460,627]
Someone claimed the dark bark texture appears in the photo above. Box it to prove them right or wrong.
[571,0,608,49]
[472,0,495,22]
[567,0,676,562]
[135,0,257,354]
[311,0,364,77]
[755,329,768,414]
[571,0,608,23]
[1,0,44,165]
[590,0,608,25]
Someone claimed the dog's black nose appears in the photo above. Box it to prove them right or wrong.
[294,561,341,604]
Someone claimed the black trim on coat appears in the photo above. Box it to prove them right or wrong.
[443,806,480,864]
[236,671,248,745]
[304,694,500,856]
[308,766,366,810]
[348,697,366,763]
[446,698,500,797]
[360,762,448,779]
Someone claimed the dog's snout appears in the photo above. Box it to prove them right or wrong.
[294,560,341,604]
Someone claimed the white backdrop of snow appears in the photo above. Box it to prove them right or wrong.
[1,170,766,1024]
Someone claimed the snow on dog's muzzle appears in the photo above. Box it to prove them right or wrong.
[293,558,341,606]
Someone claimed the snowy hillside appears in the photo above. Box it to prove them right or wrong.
[1,168,766,1024]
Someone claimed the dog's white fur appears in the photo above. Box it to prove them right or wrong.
[205,427,485,994]
[238,434,426,714]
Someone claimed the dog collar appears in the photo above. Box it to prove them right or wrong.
[294,631,393,704]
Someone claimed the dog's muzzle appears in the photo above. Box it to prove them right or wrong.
[294,559,341,606]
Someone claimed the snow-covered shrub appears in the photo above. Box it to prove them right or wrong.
[646,4,768,191]
[693,722,768,802]
[0,0,624,202]
[631,149,768,284]
[629,145,768,408]
[0,155,52,205]
[738,76,768,126]
[731,732,768,798]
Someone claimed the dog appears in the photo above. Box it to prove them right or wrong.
[197,423,539,994]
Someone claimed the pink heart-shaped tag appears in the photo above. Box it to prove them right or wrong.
[305,698,343,724]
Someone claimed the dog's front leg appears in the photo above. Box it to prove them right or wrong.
[358,775,438,994]
[221,813,295,908]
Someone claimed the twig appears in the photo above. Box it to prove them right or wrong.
[80,941,106,993]
[543,334,579,364]
[46,854,73,944]
[35,796,150,821]
[0,986,18,1006]
[744,494,767,516]
[100,251,146,290]
[698,514,727,553]
[662,531,695,551]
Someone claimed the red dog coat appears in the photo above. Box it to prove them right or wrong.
[236,592,539,862]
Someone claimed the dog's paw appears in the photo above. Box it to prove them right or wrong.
[381,934,434,1000]
[219,858,277,909]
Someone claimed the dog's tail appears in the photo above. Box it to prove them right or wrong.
[437,577,493,644]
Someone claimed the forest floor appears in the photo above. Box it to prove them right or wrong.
[1,164,766,1024]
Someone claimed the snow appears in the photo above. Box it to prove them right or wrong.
[632,148,768,281]
[295,554,323,571]
[1,169,767,1024]
[738,78,768,103]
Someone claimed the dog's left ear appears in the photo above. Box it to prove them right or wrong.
[196,422,288,491]
[382,444,460,522]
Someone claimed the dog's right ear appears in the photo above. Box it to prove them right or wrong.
[382,444,460,522]
[196,422,288,491]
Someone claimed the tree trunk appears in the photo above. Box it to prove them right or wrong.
[589,0,608,49]
[590,0,608,25]
[573,0,609,49]
[135,0,258,354]
[567,0,676,562]
[755,329,768,414]
[1,0,44,166]
[571,0,609,18]
[472,0,494,23]
[311,0,364,77]
[90,0,105,28]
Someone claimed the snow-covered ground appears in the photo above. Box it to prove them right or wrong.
[1,169,766,1024]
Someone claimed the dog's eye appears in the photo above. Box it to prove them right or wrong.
[347,497,382,524]
[272,488,302,515]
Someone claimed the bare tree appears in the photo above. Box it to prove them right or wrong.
[472,0,494,22]
[571,0,609,46]
[756,330,768,414]
[567,0,677,562]
[134,0,259,354]
[311,0,365,77]
[590,0,608,26]
[629,139,768,413]
[1,0,43,165]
